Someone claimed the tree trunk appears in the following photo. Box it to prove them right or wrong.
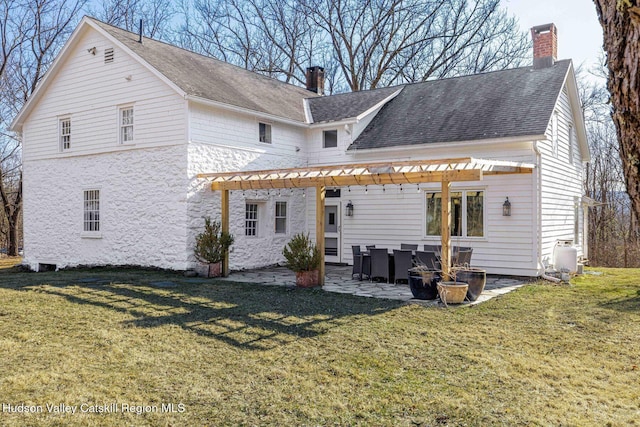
[593,1,640,225]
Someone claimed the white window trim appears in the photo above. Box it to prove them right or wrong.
[274,200,288,235]
[82,188,102,238]
[423,188,486,239]
[552,111,559,158]
[118,105,135,144]
[258,122,272,144]
[568,124,575,164]
[59,116,71,152]
[323,129,338,149]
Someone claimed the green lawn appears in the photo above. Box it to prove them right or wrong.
[0,258,638,426]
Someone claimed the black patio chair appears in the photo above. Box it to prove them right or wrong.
[423,244,441,253]
[455,248,473,266]
[400,243,418,250]
[393,249,413,284]
[351,245,362,279]
[415,250,441,271]
[369,248,390,283]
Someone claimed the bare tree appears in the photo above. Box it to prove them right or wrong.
[578,56,640,267]
[178,0,318,85]
[0,0,86,256]
[88,0,176,39]
[592,1,640,233]
[180,0,529,92]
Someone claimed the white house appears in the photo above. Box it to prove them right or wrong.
[10,19,589,277]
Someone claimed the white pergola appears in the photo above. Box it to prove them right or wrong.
[198,157,535,284]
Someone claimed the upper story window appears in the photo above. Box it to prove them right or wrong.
[568,124,575,164]
[120,106,134,144]
[259,122,272,143]
[83,189,100,233]
[275,201,287,234]
[551,111,559,157]
[425,190,484,238]
[323,130,338,148]
[59,117,71,151]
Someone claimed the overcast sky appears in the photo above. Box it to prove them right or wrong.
[503,0,604,71]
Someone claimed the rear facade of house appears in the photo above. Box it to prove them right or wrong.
[12,19,589,276]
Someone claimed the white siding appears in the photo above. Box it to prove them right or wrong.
[187,103,309,270]
[21,27,190,270]
[305,141,541,276]
[538,86,585,268]
[22,28,186,161]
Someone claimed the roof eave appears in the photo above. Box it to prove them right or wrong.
[563,61,592,163]
[186,95,308,127]
[10,16,93,132]
[10,16,188,132]
[347,134,544,153]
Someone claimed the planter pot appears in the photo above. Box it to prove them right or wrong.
[197,261,223,278]
[455,268,487,302]
[295,270,321,288]
[437,281,469,305]
[408,270,440,300]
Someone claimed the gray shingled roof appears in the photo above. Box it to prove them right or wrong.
[307,86,400,123]
[92,19,317,122]
[348,60,572,150]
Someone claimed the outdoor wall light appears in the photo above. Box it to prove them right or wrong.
[503,197,511,216]
[346,200,354,217]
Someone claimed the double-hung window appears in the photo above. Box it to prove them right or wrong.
[425,190,484,238]
[83,189,100,233]
[120,106,134,143]
[259,122,271,143]
[245,203,258,236]
[275,201,287,234]
[60,118,71,151]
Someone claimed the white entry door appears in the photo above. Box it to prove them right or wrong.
[324,202,341,263]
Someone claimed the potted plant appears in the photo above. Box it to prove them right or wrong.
[455,267,487,302]
[194,217,234,278]
[282,233,322,287]
[437,262,470,306]
[408,263,440,300]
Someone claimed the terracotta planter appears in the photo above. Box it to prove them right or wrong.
[198,261,222,278]
[408,270,440,300]
[455,268,487,302]
[437,281,469,305]
[295,270,321,288]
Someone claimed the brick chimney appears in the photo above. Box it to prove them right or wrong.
[531,23,557,69]
[305,66,324,95]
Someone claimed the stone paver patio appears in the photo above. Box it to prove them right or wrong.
[220,264,529,306]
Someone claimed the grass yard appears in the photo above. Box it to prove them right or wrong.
[0,257,638,426]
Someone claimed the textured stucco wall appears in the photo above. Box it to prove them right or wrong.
[187,142,307,271]
[22,145,189,270]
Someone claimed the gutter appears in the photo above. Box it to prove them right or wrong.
[347,134,544,155]
[532,140,544,276]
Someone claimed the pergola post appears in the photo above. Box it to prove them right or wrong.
[440,180,451,280]
[221,189,230,277]
[316,186,326,286]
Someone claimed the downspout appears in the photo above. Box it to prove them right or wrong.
[532,141,545,276]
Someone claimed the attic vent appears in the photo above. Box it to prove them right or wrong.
[104,48,114,64]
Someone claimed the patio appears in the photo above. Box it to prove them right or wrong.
[219,264,528,306]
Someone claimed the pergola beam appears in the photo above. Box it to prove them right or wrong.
[208,170,483,191]
[199,157,535,283]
